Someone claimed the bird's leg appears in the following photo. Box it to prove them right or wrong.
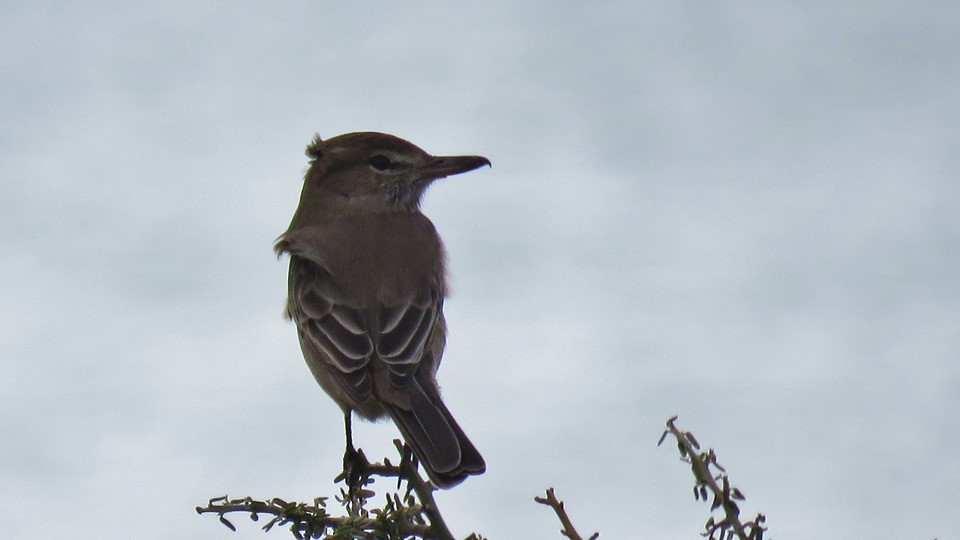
[335,411,367,492]
[344,409,356,459]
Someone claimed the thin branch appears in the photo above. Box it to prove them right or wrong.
[659,416,767,540]
[197,440,464,539]
[194,494,434,539]
[392,439,455,540]
[535,487,599,540]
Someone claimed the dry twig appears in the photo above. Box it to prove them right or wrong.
[535,487,598,540]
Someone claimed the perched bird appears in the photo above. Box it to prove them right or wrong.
[275,131,489,488]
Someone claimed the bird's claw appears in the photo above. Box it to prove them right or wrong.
[335,445,369,492]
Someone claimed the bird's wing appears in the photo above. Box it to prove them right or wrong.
[377,292,443,398]
[377,294,441,383]
[286,255,375,401]
[286,253,442,400]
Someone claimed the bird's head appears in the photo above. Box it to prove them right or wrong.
[301,131,490,213]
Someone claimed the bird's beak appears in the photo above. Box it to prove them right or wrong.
[419,155,491,181]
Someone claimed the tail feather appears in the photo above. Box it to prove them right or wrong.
[385,380,485,488]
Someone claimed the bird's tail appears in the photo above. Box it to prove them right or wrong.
[384,379,485,489]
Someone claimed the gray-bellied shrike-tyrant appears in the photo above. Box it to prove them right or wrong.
[275,131,488,488]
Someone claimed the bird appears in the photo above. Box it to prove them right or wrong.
[274,131,489,489]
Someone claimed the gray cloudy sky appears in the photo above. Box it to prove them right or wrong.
[2,1,959,538]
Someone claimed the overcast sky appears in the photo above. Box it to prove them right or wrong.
[2,2,959,539]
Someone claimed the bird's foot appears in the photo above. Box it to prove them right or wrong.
[335,445,369,493]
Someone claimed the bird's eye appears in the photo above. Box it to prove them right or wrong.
[368,155,394,171]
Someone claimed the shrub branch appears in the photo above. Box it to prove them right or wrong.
[659,416,768,540]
